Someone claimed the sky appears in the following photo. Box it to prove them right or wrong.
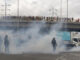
[0,0,80,18]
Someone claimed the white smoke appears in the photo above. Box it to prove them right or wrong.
[0,20,66,54]
[69,47,80,52]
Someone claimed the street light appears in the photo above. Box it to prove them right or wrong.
[17,0,20,29]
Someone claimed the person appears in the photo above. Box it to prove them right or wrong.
[4,35,9,54]
[72,17,74,22]
[51,38,57,51]
[0,36,2,53]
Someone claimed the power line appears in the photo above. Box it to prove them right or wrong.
[0,0,11,17]
[49,7,58,17]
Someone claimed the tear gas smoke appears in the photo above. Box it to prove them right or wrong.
[0,18,80,54]
[0,19,66,54]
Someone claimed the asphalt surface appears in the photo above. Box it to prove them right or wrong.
[0,52,80,60]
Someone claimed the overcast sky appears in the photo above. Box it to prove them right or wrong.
[0,0,80,18]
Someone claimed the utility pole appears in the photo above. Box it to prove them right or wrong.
[60,0,62,21]
[17,0,20,30]
[4,0,11,19]
[17,0,19,17]
[52,8,54,17]
[5,0,7,17]
[55,9,59,21]
[55,9,58,17]
[0,0,11,21]
[49,7,54,17]
[67,0,68,21]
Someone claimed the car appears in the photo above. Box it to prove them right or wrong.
[72,38,80,47]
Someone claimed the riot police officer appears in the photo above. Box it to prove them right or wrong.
[4,35,9,54]
[51,38,57,51]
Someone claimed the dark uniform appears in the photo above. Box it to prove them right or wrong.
[0,36,2,53]
[51,38,57,51]
[4,35,9,53]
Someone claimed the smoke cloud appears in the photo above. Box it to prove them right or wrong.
[0,20,67,54]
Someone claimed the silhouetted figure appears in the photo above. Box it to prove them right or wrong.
[4,35,9,54]
[0,36,2,53]
[72,17,74,22]
[51,38,57,51]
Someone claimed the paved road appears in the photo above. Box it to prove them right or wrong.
[0,52,80,60]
